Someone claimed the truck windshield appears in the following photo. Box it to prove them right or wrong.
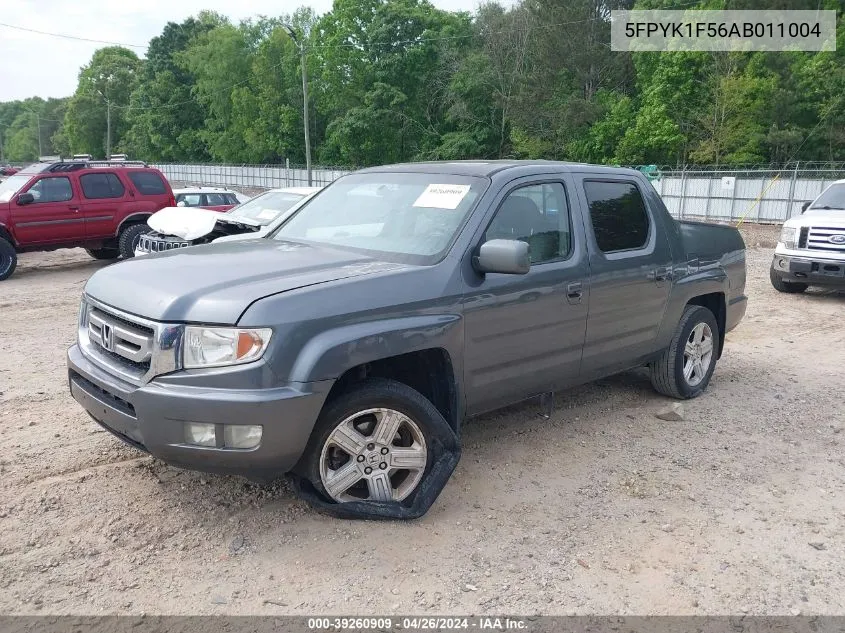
[810,183,845,210]
[227,190,309,226]
[0,175,32,202]
[272,172,487,264]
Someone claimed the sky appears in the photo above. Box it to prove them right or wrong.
[0,0,490,102]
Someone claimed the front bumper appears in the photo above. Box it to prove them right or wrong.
[771,253,845,286]
[67,344,331,480]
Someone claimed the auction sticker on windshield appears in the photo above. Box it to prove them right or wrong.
[413,184,470,209]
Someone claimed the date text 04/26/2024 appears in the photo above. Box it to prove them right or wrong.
[306,617,528,630]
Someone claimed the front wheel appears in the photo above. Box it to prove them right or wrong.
[117,223,151,259]
[297,379,451,505]
[769,266,808,293]
[0,237,18,281]
[650,305,719,399]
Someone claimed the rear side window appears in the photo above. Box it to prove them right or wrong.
[205,193,229,206]
[80,173,125,199]
[225,194,239,205]
[128,171,168,195]
[583,180,650,253]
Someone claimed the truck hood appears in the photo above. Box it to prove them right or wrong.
[147,206,261,240]
[84,239,408,324]
[785,208,845,229]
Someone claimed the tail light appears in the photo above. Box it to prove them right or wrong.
[168,193,177,207]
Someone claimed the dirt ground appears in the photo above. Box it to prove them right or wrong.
[1,234,844,616]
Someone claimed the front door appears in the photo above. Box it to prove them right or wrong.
[572,175,673,378]
[462,177,589,416]
[10,175,83,245]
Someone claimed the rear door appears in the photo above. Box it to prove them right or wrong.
[572,174,673,378]
[79,171,128,239]
[126,170,173,212]
[10,175,83,245]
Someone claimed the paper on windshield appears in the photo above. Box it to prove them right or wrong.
[257,209,277,220]
[412,184,470,210]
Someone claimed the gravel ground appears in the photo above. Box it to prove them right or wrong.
[1,238,844,616]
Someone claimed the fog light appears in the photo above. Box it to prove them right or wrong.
[223,424,262,449]
[184,422,216,447]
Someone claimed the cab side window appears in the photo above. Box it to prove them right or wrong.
[485,182,571,264]
[583,180,650,253]
[177,194,202,206]
[26,177,73,203]
[80,173,125,199]
[205,193,228,206]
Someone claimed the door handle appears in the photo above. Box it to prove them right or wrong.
[566,282,583,304]
[649,266,672,282]
[69,206,80,212]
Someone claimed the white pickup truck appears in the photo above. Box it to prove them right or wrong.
[771,179,845,293]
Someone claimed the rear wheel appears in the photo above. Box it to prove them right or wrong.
[0,237,17,281]
[650,305,719,399]
[769,266,808,293]
[300,379,437,506]
[118,223,150,259]
[85,248,120,260]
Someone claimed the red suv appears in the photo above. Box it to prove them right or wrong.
[0,158,176,280]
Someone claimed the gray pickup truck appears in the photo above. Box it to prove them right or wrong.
[67,161,747,519]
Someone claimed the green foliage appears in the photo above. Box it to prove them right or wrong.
[0,98,68,162]
[4,0,845,167]
[62,47,141,158]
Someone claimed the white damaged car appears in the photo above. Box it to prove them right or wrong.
[135,186,321,256]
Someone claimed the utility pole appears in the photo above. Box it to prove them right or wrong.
[33,112,42,157]
[105,98,111,159]
[96,78,113,159]
[283,25,312,186]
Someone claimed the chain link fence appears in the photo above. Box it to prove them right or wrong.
[651,164,845,224]
[151,162,845,225]
[151,162,352,192]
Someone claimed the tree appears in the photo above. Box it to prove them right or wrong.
[124,14,223,161]
[62,47,141,158]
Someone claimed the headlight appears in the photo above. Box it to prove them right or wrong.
[183,326,272,369]
[779,226,796,249]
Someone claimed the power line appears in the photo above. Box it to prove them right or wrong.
[0,21,147,49]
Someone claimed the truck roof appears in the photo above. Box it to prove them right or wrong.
[356,160,643,178]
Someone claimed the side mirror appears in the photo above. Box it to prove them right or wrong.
[801,201,811,214]
[176,200,187,207]
[473,239,530,275]
[17,192,34,206]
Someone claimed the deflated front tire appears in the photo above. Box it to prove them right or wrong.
[291,378,460,520]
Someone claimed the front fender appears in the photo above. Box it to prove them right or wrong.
[288,314,463,384]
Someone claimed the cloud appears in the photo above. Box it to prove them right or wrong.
[0,0,489,101]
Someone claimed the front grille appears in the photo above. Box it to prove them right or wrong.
[137,233,192,254]
[78,298,181,385]
[798,227,809,248]
[88,306,154,368]
[806,226,845,254]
